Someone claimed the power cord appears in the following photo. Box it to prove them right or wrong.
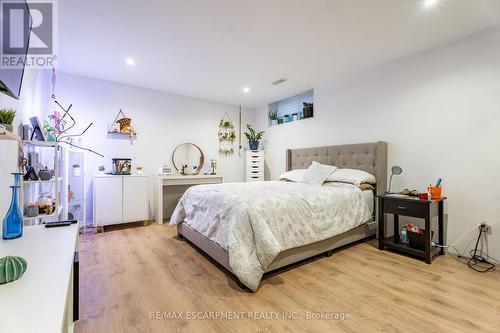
[467,225,496,273]
[432,224,497,273]
[432,224,480,249]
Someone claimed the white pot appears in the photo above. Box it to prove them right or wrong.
[72,166,81,177]
[271,120,278,126]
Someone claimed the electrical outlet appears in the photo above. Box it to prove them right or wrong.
[480,222,491,233]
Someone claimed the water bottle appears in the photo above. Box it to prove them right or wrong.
[400,226,409,245]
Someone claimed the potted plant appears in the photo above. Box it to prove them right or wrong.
[72,164,81,177]
[269,110,278,126]
[0,108,16,132]
[43,121,56,141]
[303,102,314,118]
[244,124,264,151]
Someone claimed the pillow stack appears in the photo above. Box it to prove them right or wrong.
[301,161,337,186]
[279,162,376,188]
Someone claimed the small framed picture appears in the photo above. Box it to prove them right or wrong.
[29,116,46,141]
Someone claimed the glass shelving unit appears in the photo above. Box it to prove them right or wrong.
[66,149,87,233]
[20,141,67,225]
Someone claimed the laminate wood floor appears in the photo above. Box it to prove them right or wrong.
[75,223,500,333]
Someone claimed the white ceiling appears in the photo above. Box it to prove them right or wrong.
[57,0,500,107]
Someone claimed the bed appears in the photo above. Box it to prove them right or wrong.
[171,141,387,291]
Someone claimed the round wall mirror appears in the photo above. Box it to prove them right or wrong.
[172,143,204,175]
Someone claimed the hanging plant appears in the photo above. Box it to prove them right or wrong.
[218,112,236,157]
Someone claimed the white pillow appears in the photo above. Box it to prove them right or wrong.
[279,169,306,182]
[301,161,337,186]
[322,182,357,189]
[326,168,376,186]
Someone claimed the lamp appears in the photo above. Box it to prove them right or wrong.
[387,165,402,194]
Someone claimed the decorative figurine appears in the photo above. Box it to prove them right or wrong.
[180,164,188,175]
[210,159,217,175]
[0,256,28,284]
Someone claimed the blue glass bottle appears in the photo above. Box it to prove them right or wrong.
[2,173,23,240]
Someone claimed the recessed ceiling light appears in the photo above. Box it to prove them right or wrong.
[423,0,438,7]
[243,87,250,93]
[125,57,135,66]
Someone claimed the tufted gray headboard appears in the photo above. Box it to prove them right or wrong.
[286,141,388,195]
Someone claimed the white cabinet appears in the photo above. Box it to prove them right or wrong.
[246,150,264,182]
[93,175,148,227]
[123,176,148,222]
[94,176,122,225]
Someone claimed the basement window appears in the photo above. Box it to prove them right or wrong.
[268,90,314,126]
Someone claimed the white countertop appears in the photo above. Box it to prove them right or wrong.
[156,174,222,179]
[93,173,148,177]
[0,224,79,333]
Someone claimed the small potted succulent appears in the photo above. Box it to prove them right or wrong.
[43,121,56,141]
[269,110,278,126]
[0,108,16,132]
[303,102,314,118]
[72,164,81,177]
[25,204,39,218]
[244,124,264,151]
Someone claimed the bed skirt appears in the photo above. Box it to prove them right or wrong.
[177,220,376,275]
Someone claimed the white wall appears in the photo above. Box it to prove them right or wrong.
[0,69,51,234]
[53,73,255,222]
[0,69,51,127]
[256,29,500,258]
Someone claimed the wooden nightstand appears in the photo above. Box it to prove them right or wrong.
[377,195,446,264]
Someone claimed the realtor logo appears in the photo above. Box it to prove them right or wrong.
[1,0,57,68]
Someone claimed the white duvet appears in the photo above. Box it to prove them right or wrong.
[170,181,371,291]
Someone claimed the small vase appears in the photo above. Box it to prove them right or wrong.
[2,185,23,240]
[11,172,22,187]
[249,141,259,151]
[38,168,51,181]
[1,123,13,132]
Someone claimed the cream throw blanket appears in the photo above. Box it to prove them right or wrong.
[170,181,371,291]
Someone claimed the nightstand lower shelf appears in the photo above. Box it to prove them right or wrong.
[383,236,441,261]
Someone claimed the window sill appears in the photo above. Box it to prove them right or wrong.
[268,116,314,128]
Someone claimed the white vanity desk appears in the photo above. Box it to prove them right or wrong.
[155,174,223,224]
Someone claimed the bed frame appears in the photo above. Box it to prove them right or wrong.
[177,141,388,289]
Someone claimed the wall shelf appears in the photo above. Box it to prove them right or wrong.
[0,130,21,141]
[23,177,63,184]
[22,140,59,147]
[107,131,136,136]
[23,206,63,221]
